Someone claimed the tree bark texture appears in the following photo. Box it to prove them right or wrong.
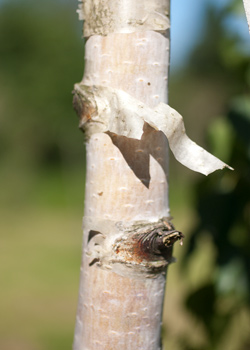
[72,1,182,349]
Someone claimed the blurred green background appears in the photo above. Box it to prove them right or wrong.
[0,0,249,349]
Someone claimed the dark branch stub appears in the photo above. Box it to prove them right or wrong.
[85,220,184,273]
[114,219,184,273]
[139,228,184,256]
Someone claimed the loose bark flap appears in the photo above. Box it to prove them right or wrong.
[73,84,233,176]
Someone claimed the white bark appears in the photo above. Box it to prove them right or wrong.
[73,26,171,349]
[78,0,170,35]
[74,1,172,350]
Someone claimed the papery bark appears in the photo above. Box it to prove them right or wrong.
[73,1,173,349]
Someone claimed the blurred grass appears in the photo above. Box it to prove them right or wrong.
[0,174,84,349]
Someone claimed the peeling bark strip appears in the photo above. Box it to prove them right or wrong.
[73,84,233,176]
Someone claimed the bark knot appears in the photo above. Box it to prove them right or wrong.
[85,218,184,277]
[72,86,98,132]
[112,218,184,274]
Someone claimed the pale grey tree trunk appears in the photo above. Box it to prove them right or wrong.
[72,1,174,349]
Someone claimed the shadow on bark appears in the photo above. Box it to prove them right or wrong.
[107,123,169,188]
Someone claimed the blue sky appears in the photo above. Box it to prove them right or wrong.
[171,0,250,68]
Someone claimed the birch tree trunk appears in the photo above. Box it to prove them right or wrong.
[72,1,180,349]
[70,0,237,348]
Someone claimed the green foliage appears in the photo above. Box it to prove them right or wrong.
[0,0,84,173]
[176,3,250,350]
